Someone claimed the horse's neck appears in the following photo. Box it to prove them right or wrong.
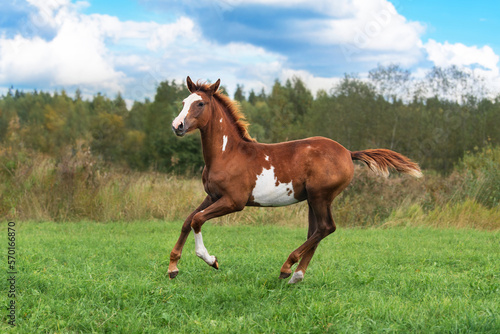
[199,107,243,168]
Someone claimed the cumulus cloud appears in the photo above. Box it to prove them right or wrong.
[424,39,499,72]
[422,39,500,98]
[0,24,125,90]
[0,1,199,94]
[289,0,426,67]
[1,0,499,102]
[0,0,291,99]
[128,40,287,100]
[279,69,342,96]
[1,1,121,91]
[168,0,426,67]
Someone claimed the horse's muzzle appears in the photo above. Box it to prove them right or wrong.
[172,124,186,137]
[172,124,186,136]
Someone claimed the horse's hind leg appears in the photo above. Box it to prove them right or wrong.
[280,198,336,283]
[287,203,318,283]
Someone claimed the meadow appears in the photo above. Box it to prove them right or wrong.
[1,140,499,332]
[2,221,499,333]
[1,71,499,333]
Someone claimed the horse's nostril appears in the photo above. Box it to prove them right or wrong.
[178,123,184,130]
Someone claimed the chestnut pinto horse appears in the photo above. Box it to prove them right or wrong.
[169,77,422,284]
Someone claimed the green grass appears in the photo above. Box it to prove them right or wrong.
[2,221,499,333]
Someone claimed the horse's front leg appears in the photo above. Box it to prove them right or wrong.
[190,196,244,270]
[168,196,213,279]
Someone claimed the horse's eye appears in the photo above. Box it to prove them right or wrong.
[198,102,205,107]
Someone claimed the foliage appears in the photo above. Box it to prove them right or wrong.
[455,144,500,207]
[0,147,205,222]
[3,222,499,333]
[1,147,498,230]
[1,66,499,174]
[0,65,499,228]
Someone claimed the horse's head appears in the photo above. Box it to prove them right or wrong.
[172,76,220,137]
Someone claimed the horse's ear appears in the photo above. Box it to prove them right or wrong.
[207,79,221,96]
[186,76,196,93]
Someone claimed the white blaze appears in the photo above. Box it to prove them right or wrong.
[172,93,202,128]
[252,165,297,206]
[193,230,216,265]
[222,135,228,152]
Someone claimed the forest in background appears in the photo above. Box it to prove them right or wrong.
[1,64,499,175]
[0,65,498,227]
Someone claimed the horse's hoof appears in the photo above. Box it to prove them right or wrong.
[168,271,179,279]
[211,257,219,270]
[279,271,291,279]
[288,270,304,284]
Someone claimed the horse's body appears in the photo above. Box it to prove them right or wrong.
[169,77,422,283]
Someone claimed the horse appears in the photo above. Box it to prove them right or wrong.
[168,76,422,284]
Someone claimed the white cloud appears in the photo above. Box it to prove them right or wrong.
[2,0,499,102]
[422,39,500,98]
[0,15,124,91]
[424,39,499,72]
[293,0,425,66]
[280,69,342,96]
[131,40,287,100]
[0,1,200,94]
[217,0,426,52]
[0,0,289,99]
[146,17,196,51]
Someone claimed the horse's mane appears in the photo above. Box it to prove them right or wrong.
[192,81,255,142]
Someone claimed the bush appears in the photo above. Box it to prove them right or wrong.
[455,144,500,207]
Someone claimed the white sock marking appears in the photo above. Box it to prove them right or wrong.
[222,135,228,152]
[193,230,216,265]
[288,270,304,284]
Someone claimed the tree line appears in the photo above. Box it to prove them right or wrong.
[1,65,499,174]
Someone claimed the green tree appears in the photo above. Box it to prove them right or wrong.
[234,84,245,102]
[91,113,126,162]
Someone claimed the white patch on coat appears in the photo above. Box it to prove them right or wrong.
[265,155,269,161]
[193,230,216,265]
[222,135,228,152]
[172,93,202,129]
[251,165,297,206]
[220,118,223,123]
[288,270,304,284]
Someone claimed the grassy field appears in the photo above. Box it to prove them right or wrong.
[2,221,499,333]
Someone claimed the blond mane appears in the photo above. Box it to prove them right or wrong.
[192,81,255,142]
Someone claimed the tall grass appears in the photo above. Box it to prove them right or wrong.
[0,147,204,222]
[0,145,498,229]
[383,145,500,230]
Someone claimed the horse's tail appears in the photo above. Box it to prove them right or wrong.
[351,149,422,178]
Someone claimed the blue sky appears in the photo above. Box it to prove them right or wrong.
[1,0,499,104]
[398,0,499,48]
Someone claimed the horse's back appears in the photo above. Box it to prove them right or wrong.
[252,137,354,201]
[288,136,354,188]
[261,136,352,171]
